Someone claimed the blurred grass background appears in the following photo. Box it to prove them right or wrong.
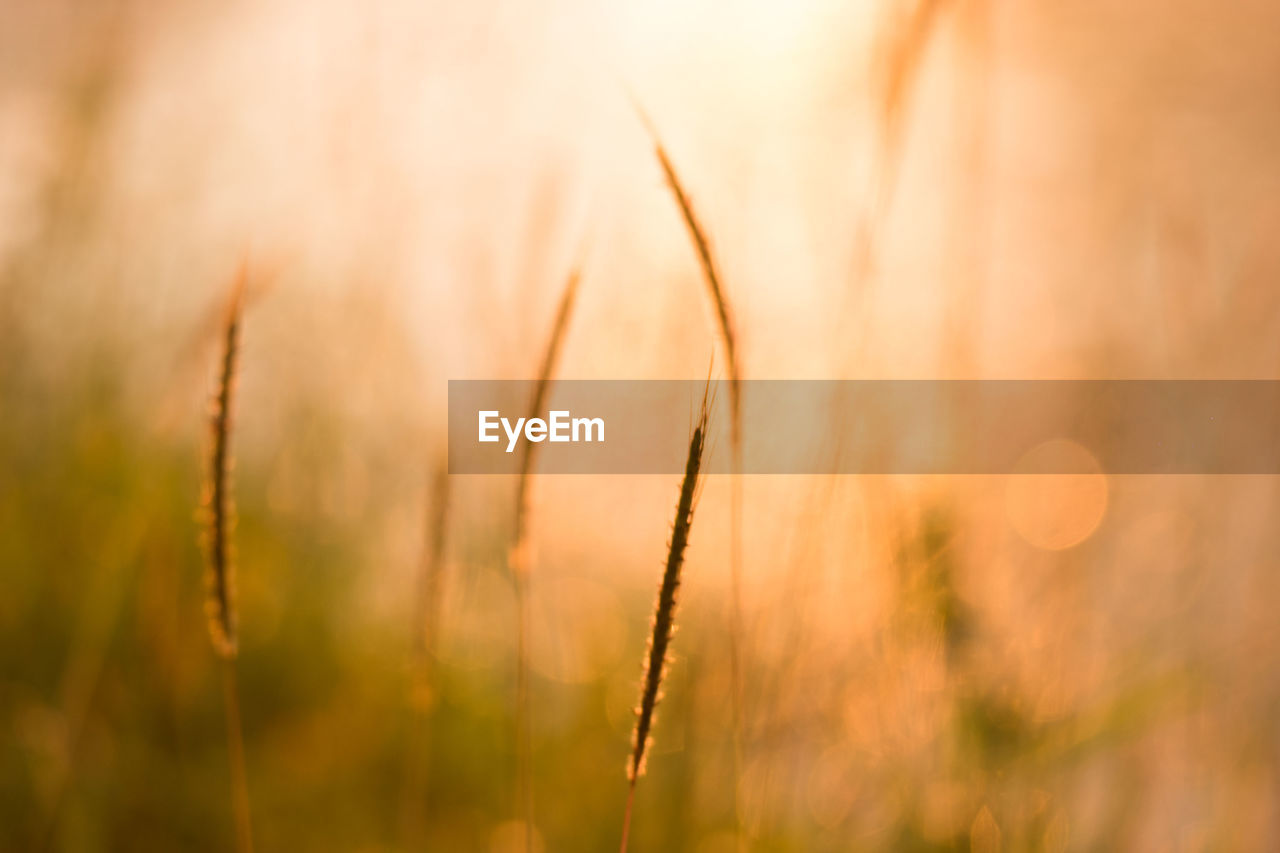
[4,0,1280,850]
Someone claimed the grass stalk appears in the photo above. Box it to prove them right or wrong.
[510,268,581,846]
[875,0,948,213]
[631,103,747,843]
[204,271,244,659]
[400,462,451,846]
[620,394,710,853]
[221,659,254,853]
[416,464,451,685]
[200,265,254,853]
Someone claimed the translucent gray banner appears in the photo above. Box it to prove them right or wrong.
[448,381,1280,474]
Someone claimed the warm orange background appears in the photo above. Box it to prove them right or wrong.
[3,1,1279,850]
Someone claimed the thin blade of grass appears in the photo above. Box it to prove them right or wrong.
[200,263,254,853]
[629,101,747,845]
[202,265,246,659]
[621,389,711,853]
[400,460,451,846]
[510,267,581,849]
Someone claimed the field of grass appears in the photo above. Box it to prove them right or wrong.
[3,1,1280,851]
